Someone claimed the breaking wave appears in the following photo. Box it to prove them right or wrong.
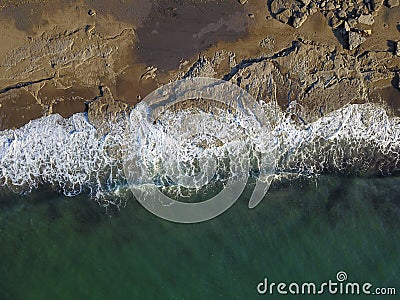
[0,101,399,205]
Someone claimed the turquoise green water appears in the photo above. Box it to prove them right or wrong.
[0,175,399,299]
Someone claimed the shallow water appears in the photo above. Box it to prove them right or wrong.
[0,175,399,299]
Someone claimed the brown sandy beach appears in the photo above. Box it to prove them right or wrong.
[0,0,399,130]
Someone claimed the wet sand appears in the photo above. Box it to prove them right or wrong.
[136,0,249,71]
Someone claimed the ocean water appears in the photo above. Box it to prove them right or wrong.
[0,175,399,299]
[0,95,400,299]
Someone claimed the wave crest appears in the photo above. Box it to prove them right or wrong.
[0,102,399,204]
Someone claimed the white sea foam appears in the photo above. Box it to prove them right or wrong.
[0,113,127,204]
[0,101,399,204]
[276,103,400,176]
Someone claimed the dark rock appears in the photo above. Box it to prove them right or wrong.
[270,0,289,15]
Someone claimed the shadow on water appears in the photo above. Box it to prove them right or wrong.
[0,175,399,299]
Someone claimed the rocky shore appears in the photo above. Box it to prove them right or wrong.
[0,0,399,130]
